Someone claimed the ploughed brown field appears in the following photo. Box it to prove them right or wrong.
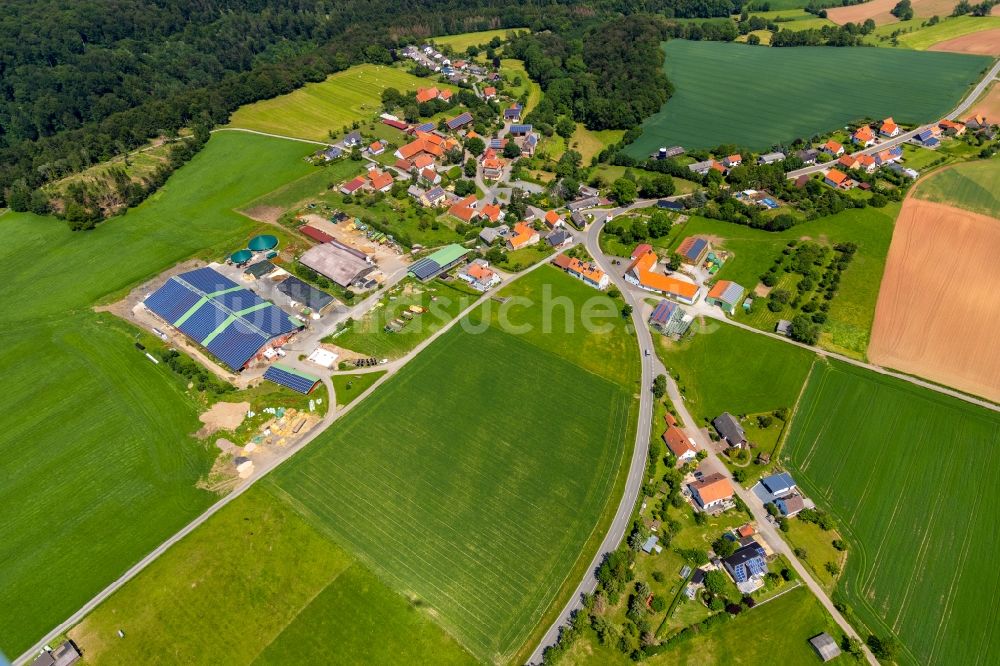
[869,197,1000,403]
[967,82,1000,119]
[927,28,1000,55]
[828,0,955,25]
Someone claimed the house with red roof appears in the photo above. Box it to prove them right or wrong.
[339,175,368,195]
[879,117,900,137]
[507,221,540,250]
[439,89,453,102]
[852,125,876,147]
[419,168,441,186]
[542,210,565,229]
[837,154,861,171]
[821,140,844,156]
[723,154,742,168]
[823,168,854,190]
[483,86,497,99]
[368,141,386,156]
[415,87,440,104]
[368,169,394,192]
[448,195,480,222]
[939,119,966,136]
[663,426,697,464]
[480,148,505,180]
[480,203,503,223]
[856,154,877,173]
[624,249,700,304]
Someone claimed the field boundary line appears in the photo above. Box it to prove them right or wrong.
[212,127,328,146]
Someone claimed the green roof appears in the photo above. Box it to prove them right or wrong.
[231,249,253,263]
[272,363,321,382]
[426,244,471,266]
[248,234,278,251]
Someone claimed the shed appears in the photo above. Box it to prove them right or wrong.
[809,633,842,662]
[276,276,335,312]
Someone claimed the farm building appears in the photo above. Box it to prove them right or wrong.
[625,249,699,304]
[705,280,745,315]
[567,196,600,212]
[648,299,691,337]
[408,244,471,281]
[677,237,710,265]
[723,543,768,593]
[276,276,336,314]
[776,319,792,336]
[263,363,322,394]
[688,159,714,175]
[663,426,697,463]
[809,633,842,662]
[446,112,473,131]
[299,242,375,288]
[712,412,747,448]
[689,472,734,511]
[29,640,81,666]
[144,266,302,371]
[551,254,610,290]
[761,472,797,497]
[479,224,509,245]
[244,260,276,279]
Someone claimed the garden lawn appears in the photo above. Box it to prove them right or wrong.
[784,519,847,595]
[330,278,478,359]
[783,360,1000,665]
[68,486,474,665]
[0,131,319,656]
[331,370,385,407]
[664,205,898,358]
[626,40,991,154]
[911,157,1000,218]
[656,319,814,425]
[266,320,634,662]
[227,64,454,141]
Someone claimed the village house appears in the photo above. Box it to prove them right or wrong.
[722,154,742,168]
[545,228,571,248]
[448,195,480,222]
[939,119,966,136]
[824,168,854,190]
[796,148,819,164]
[482,86,497,99]
[503,104,522,122]
[542,210,565,229]
[368,169,393,193]
[874,146,903,167]
[758,151,785,165]
[552,254,610,290]
[689,472,734,511]
[880,117,900,137]
[457,258,501,291]
[368,140,386,156]
[419,167,441,187]
[712,412,747,448]
[481,148,506,181]
[506,221,540,250]
[479,224,509,245]
[624,248,700,304]
[663,425,697,463]
[677,236,710,265]
[723,542,768,593]
[343,130,363,148]
[340,175,369,195]
[914,127,941,148]
[480,203,503,224]
[965,114,989,130]
[820,140,844,157]
[852,125,876,147]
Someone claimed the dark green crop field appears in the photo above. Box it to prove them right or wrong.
[626,40,991,154]
[784,361,1000,665]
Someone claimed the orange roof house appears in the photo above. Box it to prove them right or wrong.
[395,136,445,161]
[543,210,563,228]
[552,254,610,290]
[413,154,435,169]
[625,249,699,303]
[415,87,439,103]
[821,140,844,156]
[393,158,413,172]
[689,472,734,509]
[663,426,697,461]
[824,168,853,189]
[857,154,877,171]
[368,169,393,192]
[737,524,755,538]
[723,154,742,167]
[448,195,479,222]
[837,154,860,170]
[483,86,497,98]
[506,221,540,250]
[939,119,966,136]
[439,89,453,101]
[852,125,876,146]
[710,161,727,174]
[369,140,385,154]
[481,203,503,223]
[880,117,899,137]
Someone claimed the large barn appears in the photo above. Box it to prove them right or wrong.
[144,267,302,371]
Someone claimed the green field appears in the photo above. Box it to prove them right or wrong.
[0,131,322,656]
[783,361,1000,665]
[501,58,543,114]
[433,28,526,51]
[331,370,386,407]
[912,157,1000,218]
[227,64,453,141]
[69,485,474,665]
[266,268,637,662]
[656,319,815,425]
[570,124,625,164]
[626,40,991,153]
[890,15,1000,50]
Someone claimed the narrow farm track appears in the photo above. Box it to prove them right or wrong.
[14,253,560,666]
[212,126,329,146]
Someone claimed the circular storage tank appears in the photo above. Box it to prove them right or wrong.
[231,249,253,264]
[248,234,278,251]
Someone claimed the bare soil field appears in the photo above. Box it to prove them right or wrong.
[967,82,1000,119]
[869,198,1000,403]
[927,28,1000,55]
[828,0,955,25]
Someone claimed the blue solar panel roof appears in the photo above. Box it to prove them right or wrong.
[446,112,473,129]
[247,304,299,337]
[206,319,270,371]
[177,266,237,294]
[214,288,266,313]
[178,300,229,343]
[683,238,707,260]
[650,300,678,325]
[263,365,320,394]
[144,279,202,325]
[409,257,442,281]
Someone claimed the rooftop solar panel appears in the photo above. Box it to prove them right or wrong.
[248,304,300,337]
[263,365,320,394]
[206,319,270,370]
[178,301,230,343]
[215,287,266,313]
[144,279,202,324]
[177,266,237,294]
[408,257,442,281]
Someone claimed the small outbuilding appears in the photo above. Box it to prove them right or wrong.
[809,633,842,662]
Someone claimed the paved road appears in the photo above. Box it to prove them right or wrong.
[530,215,879,665]
[527,221,657,664]
[787,57,1000,180]
[14,253,560,666]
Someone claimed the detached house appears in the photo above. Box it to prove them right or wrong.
[723,543,768,592]
[663,425,697,463]
[824,168,854,190]
[458,259,501,291]
[852,125,876,147]
[552,254,610,290]
[506,221,540,250]
[880,117,900,137]
[821,140,844,156]
[939,119,966,136]
[712,412,747,448]
[368,169,394,193]
[722,154,742,168]
[689,472,734,511]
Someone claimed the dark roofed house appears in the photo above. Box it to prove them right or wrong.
[776,319,792,336]
[244,260,276,279]
[691,568,705,585]
[321,145,343,161]
[796,148,819,164]
[723,543,767,591]
[31,641,82,666]
[809,633,842,662]
[713,412,747,448]
[446,112,473,130]
[509,124,533,136]
[776,494,805,517]
[343,131,363,147]
[546,229,571,248]
[567,196,600,212]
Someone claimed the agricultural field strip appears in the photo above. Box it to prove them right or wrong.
[20,244,558,665]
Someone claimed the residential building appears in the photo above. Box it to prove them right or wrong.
[552,254,610,290]
[723,543,768,592]
[481,148,505,180]
[939,119,966,136]
[480,203,503,224]
[648,299,691,337]
[457,259,501,291]
[688,159,714,175]
[631,243,653,260]
[852,125,876,147]
[689,472,734,510]
[446,112,473,131]
[543,210,564,229]
[824,168,854,190]
[625,249,699,304]
[820,140,844,156]
[965,114,989,130]
[880,117,900,137]
[343,131,363,147]
[796,148,819,164]
[723,154,742,168]
[888,162,919,180]
[914,128,940,148]
[420,167,441,186]
[570,211,587,229]
[712,412,747,448]
[340,175,368,195]
[776,494,805,517]
[448,195,480,222]
[761,472,796,497]
[567,196,600,212]
[663,425,697,463]
[321,145,343,161]
[758,151,785,165]
[857,154,877,173]
[483,86,497,99]
[368,169,393,192]
[874,146,903,167]
[29,640,82,666]
[705,280,745,315]
[546,228,571,248]
[368,141,386,155]
[837,154,860,171]
[503,104,522,121]
[424,185,447,206]
[506,221,540,250]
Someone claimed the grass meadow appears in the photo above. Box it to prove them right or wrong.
[432,28,526,51]
[68,486,474,665]
[266,267,639,663]
[625,40,991,153]
[227,64,455,141]
[656,319,815,425]
[0,131,319,656]
[501,58,543,114]
[783,361,1000,665]
[891,15,1000,49]
[331,370,386,407]
[912,157,1000,218]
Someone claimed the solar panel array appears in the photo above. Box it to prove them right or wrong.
[144,267,301,371]
[650,299,678,325]
[446,112,473,129]
[263,365,320,394]
[408,257,442,281]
